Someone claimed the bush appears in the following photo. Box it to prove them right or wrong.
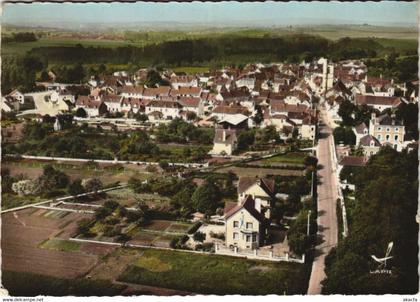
[170,235,189,249]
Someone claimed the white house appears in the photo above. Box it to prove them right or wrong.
[145,100,183,119]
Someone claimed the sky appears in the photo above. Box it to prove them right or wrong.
[1,1,418,28]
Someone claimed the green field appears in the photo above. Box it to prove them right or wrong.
[118,248,310,294]
[39,238,81,252]
[263,152,308,165]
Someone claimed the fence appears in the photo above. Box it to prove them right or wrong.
[330,132,349,238]
[5,154,209,169]
[68,237,305,264]
[214,244,305,264]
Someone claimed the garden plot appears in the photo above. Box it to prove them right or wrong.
[106,188,170,208]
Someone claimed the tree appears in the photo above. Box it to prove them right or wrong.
[158,160,169,170]
[82,178,103,193]
[77,218,94,237]
[304,156,318,169]
[191,178,222,215]
[11,179,38,196]
[253,105,264,125]
[39,70,50,82]
[338,100,355,126]
[75,107,87,118]
[37,165,70,194]
[287,210,311,255]
[237,130,255,151]
[67,179,85,196]
[260,125,278,143]
[193,231,206,242]
[170,182,197,216]
[144,69,169,87]
[186,111,197,121]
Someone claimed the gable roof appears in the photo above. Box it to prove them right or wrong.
[224,195,265,223]
[355,94,402,108]
[237,177,275,196]
[359,134,381,147]
[339,156,367,167]
[355,122,368,134]
[214,128,238,144]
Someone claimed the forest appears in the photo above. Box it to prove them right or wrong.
[1,34,418,95]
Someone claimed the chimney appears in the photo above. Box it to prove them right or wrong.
[371,112,376,123]
[222,130,227,142]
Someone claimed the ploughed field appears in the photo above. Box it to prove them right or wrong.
[1,208,99,278]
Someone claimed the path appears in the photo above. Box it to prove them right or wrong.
[307,108,339,294]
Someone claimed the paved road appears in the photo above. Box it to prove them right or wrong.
[307,109,339,295]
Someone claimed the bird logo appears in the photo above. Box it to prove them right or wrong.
[371,242,393,270]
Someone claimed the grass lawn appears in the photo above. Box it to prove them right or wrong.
[39,238,81,252]
[263,152,308,164]
[118,248,310,294]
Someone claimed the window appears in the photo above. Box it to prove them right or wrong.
[246,235,251,242]
[252,234,257,242]
[394,135,399,141]
[246,222,253,229]
[377,135,381,140]
[377,127,381,131]
[386,128,390,132]
[395,128,399,132]
[233,232,238,240]
[233,221,239,228]
[386,135,390,141]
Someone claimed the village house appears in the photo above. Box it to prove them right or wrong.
[211,104,250,121]
[178,96,204,117]
[224,195,265,250]
[142,86,171,100]
[75,95,108,117]
[354,94,402,111]
[101,94,122,113]
[7,90,25,104]
[369,113,406,151]
[358,134,381,157]
[170,75,198,89]
[353,122,369,145]
[224,177,275,250]
[145,99,183,120]
[120,86,144,98]
[210,128,238,156]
